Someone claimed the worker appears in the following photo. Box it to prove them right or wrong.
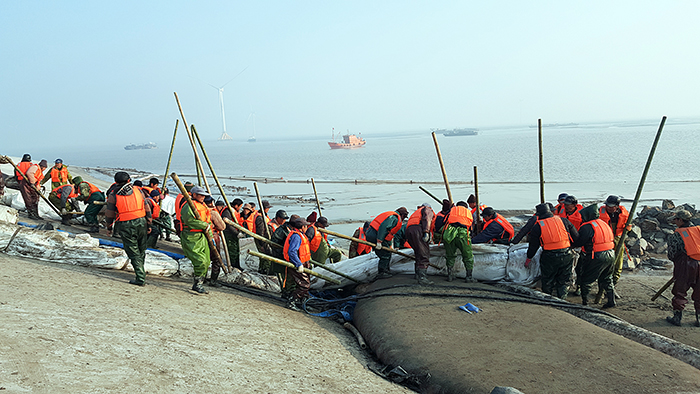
[72,176,105,233]
[443,201,477,282]
[269,209,288,232]
[467,194,487,232]
[41,158,72,190]
[365,207,410,278]
[144,190,162,248]
[349,222,372,258]
[599,195,631,290]
[432,199,453,244]
[405,203,435,285]
[105,172,151,287]
[141,177,161,195]
[252,201,274,274]
[283,217,312,311]
[471,207,514,244]
[559,195,583,230]
[306,216,342,264]
[159,187,175,242]
[215,198,244,270]
[49,183,79,225]
[15,155,47,220]
[392,221,408,250]
[0,168,5,198]
[571,204,616,307]
[204,196,227,287]
[526,203,579,299]
[665,210,700,327]
[553,193,568,216]
[173,181,194,236]
[511,203,555,244]
[180,186,221,294]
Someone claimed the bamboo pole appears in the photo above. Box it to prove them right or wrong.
[473,166,481,235]
[3,156,62,216]
[253,182,271,239]
[163,119,179,187]
[651,277,675,301]
[431,132,452,203]
[189,125,239,225]
[189,125,212,194]
[171,172,227,274]
[318,228,416,260]
[223,218,360,283]
[419,186,442,204]
[311,178,322,215]
[538,118,545,204]
[247,250,341,285]
[173,92,209,190]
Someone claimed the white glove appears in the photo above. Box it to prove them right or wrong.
[375,243,382,250]
[297,265,305,273]
[61,208,67,215]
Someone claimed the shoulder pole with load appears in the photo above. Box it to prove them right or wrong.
[2,156,62,216]
[171,172,228,274]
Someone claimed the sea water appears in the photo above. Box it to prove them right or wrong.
[25,118,700,226]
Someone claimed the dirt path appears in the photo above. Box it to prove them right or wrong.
[0,254,412,393]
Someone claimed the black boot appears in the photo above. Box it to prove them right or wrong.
[129,279,145,286]
[192,277,208,294]
[416,268,433,286]
[446,266,454,282]
[286,298,302,311]
[666,310,682,326]
[602,289,616,309]
[581,293,588,306]
[695,313,700,328]
[465,269,477,283]
[376,269,393,279]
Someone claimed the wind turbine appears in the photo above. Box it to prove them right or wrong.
[245,105,257,142]
[206,66,248,141]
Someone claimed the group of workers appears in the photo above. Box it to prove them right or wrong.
[4,155,699,324]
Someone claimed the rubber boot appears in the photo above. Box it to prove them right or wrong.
[416,268,433,286]
[602,289,616,309]
[581,293,588,306]
[446,266,454,282]
[465,269,477,283]
[695,313,700,328]
[192,277,208,294]
[286,298,301,312]
[666,310,682,326]
[129,279,145,286]
[377,269,393,279]
[88,225,100,233]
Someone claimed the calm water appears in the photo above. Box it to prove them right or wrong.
[24,117,700,223]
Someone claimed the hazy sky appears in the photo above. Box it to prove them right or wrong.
[2,1,699,149]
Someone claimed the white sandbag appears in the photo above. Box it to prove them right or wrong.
[120,250,180,277]
[504,244,542,285]
[1,189,18,207]
[10,191,61,221]
[0,205,18,224]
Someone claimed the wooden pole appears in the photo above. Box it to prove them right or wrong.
[419,186,442,204]
[473,166,481,234]
[651,277,675,301]
[190,125,212,194]
[538,118,545,204]
[431,131,453,203]
[311,178,323,215]
[170,172,227,274]
[253,182,271,239]
[247,250,342,285]
[163,119,179,187]
[3,156,61,216]
[318,228,415,260]
[173,92,209,190]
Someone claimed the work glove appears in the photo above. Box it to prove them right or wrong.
[375,243,382,250]
[524,258,531,268]
[297,265,305,273]
[61,208,67,215]
[422,233,430,243]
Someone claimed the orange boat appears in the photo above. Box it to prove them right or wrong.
[328,129,366,149]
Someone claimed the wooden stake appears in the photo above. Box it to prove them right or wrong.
[247,250,341,285]
[163,119,178,187]
[253,182,271,239]
[473,166,481,234]
[419,186,442,204]
[173,92,209,190]
[311,178,322,215]
[431,132,452,203]
[538,118,545,204]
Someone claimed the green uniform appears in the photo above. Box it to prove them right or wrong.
[443,225,475,270]
[42,166,73,191]
[311,237,342,264]
[180,203,211,278]
[119,217,148,283]
[366,213,400,273]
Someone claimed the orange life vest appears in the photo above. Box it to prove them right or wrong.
[587,219,615,253]
[115,189,146,222]
[78,182,101,198]
[52,185,78,199]
[558,204,583,229]
[243,211,260,233]
[175,194,188,231]
[447,206,474,228]
[15,161,33,181]
[675,226,700,261]
[482,213,514,242]
[598,205,629,237]
[553,203,565,216]
[184,200,212,233]
[357,227,372,255]
[147,198,161,219]
[406,206,427,228]
[269,220,279,232]
[369,211,402,241]
[470,204,487,216]
[307,225,328,252]
[283,229,311,263]
[50,166,70,183]
[538,216,571,250]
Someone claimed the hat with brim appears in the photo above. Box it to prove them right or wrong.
[190,186,210,196]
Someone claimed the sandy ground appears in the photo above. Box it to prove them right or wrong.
[0,254,412,394]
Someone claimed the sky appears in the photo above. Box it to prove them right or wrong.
[2,1,699,149]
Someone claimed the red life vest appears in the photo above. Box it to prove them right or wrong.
[52,185,78,199]
[147,198,161,219]
[553,203,565,216]
[675,226,700,261]
[357,227,372,255]
[482,213,514,242]
[406,206,427,227]
[538,216,571,250]
[369,211,402,241]
[183,200,212,233]
[283,229,311,263]
[447,206,474,228]
[308,225,328,252]
[50,166,70,183]
[115,189,146,222]
[598,205,630,237]
[587,219,615,253]
[470,204,487,216]
[175,194,189,231]
[15,161,33,181]
[558,204,583,229]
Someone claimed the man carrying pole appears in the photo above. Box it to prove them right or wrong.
[283,216,313,311]
[365,207,409,278]
[215,198,244,270]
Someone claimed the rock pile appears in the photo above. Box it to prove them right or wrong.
[625,200,698,270]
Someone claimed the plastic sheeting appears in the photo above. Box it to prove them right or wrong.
[8,189,61,221]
